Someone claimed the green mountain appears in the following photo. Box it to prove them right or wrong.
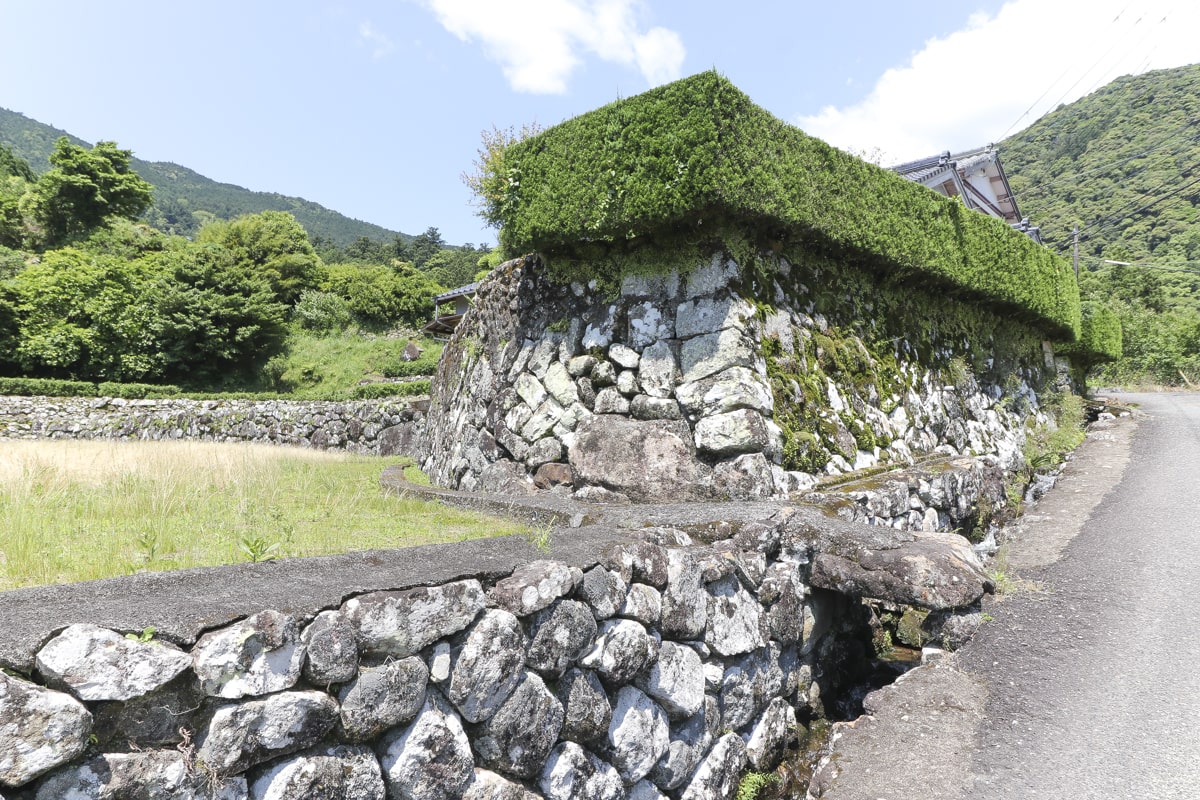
[1000,63,1200,383]
[1001,63,1200,310]
[0,107,409,248]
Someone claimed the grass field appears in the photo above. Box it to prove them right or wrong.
[0,440,524,591]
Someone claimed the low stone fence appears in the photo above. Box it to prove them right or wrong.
[0,396,427,456]
[0,500,992,799]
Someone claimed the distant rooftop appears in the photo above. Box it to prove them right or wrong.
[891,146,1042,243]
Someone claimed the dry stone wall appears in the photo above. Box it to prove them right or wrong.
[0,503,1000,800]
[0,396,427,456]
[424,255,1056,502]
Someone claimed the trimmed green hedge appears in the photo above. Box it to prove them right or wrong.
[0,378,428,402]
[496,71,1080,339]
[1058,302,1122,364]
[351,380,431,400]
[0,377,100,397]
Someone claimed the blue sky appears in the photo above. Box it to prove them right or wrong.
[2,1,1197,246]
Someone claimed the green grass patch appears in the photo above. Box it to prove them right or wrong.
[265,331,442,398]
[0,440,524,591]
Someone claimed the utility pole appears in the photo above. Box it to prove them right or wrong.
[1072,224,1080,280]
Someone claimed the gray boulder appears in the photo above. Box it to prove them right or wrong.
[343,579,485,658]
[693,409,774,458]
[705,575,766,657]
[759,561,808,645]
[630,779,669,800]
[195,690,338,775]
[635,641,704,720]
[464,768,541,800]
[674,367,773,419]
[601,540,670,588]
[379,692,474,800]
[580,619,657,686]
[539,743,624,800]
[249,745,383,800]
[809,530,994,610]
[679,328,755,384]
[489,560,583,617]
[637,340,680,399]
[557,668,612,747]
[744,696,796,771]
[35,623,192,702]
[191,610,304,699]
[660,549,708,640]
[679,732,747,800]
[448,609,527,723]
[569,416,712,502]
[0,672,91,787]
[607,686,671,784]
[527,600,598,678]
[34,752,247,800]
[620,583,663,625]
[301,610,359,686]
[88,672,205,750]
[649,696,718,791]
[474,671,564,779]
[577,566,628,620]
[338,657,429,741]
[719,645,786,731]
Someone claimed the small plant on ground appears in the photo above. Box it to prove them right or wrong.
[124,626,156,644]
[238,534,280,563]
[736,770,780,800]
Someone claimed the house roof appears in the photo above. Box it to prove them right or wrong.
[434,282,478,304]
[891,145,1024,225]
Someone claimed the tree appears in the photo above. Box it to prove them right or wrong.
[147,241,289,385]
[7,248,163,380]
[25,138,153,248]
[408,226,445,269]
[197,210,325,305]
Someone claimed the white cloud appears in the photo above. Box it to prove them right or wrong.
[422,0,685,94]
[797,0,1200,164]
[359,21,396,60]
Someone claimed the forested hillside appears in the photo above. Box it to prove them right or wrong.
[0,107,408,248]
[1001,63,1200,385]
[0,137,494,395]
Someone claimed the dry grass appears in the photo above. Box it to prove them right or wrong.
[0,439,525,591]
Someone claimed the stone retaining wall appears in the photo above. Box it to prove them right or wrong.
[0,500,994,800]
[0,396,428,456]
[424,255,1057,502]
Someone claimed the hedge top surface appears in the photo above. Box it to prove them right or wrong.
[497,71,1080,339]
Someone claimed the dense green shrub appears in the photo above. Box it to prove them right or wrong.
[294,289,353,332]
[492,71,1080,339]
[380,351,441,378]
[322,262,442,329]
[1058,301,1122,364]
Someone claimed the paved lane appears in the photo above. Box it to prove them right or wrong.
[961,392,1200,798]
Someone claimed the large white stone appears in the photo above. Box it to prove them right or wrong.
[191,610,304,699]
[36,623,192,702]
[543,362,580,407]
[343,580,485,658]
[0,672,91,787]
[693,409,773,457]
[635,640,704,720]
[675,296,755,339]
[638,340,681,399]
[607,687,670,784]
[679,328,756,384]
[380,692,475,800]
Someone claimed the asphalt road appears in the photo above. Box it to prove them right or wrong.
[959,392,1200,798]
[811,392,1200,799]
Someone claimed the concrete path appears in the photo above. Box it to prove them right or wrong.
[813,393,1200,799]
